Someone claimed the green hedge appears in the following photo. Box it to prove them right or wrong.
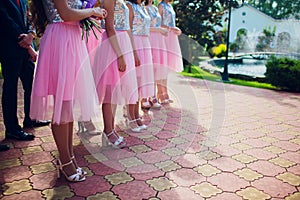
[265,56,300,92]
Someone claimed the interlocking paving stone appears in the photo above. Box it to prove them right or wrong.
[2,179,32,195]
[21,146,43,155]
[190,182,222,198]
[158,186,204,200]
[209,193,242,200]
[1,77,300,199]
[129,144,151,153]
[174,153,206,168]
[146,177,177,192]
[112,180,156,200]
[276,172,300,186]
[105,172,133,186]
[119,157,144,168]
[87,191,119,200]
[154,160,181,172]
[285,192,300,200]
[30,162,56,175]
[0,166,32,182]
[0,158,21,170]
[234,168,263,181]
[269,157,296,168]
[263,145,287,154]
[70,176,111,196]
[0,190,44,200]
[248,160,286,176]
[236,187,271,200]
[209,157,245,172]
[252,177,297,198]
[42,185,74,200]
[194,164,221,177]
[208,173,250,192]
[166,168,205,187]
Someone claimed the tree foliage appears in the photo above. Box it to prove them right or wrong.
[174,0,239,51]
[247,0,300,19]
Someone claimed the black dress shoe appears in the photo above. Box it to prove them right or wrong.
[0,144,10,151]
[23,120,51,129]
[5,130,35,141]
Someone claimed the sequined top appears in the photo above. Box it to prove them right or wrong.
[127,2,150,36]
[42,0,83,23]
[100,0,130,31]
[146,5,161,28]
[114,0,130,30]
[158,1,175,27]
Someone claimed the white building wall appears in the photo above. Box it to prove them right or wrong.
[224,4,300,52]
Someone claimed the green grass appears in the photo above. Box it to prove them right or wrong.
[181,65,277,90]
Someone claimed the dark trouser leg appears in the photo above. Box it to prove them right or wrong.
[1,59,22,132]
[19,59,34,124]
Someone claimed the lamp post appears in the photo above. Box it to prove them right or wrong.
[222,0,232,81]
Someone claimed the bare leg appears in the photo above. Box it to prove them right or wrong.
[52,123,77,176]
[68,121,77,168]
[102,103,114,134]
[102,103,126,146]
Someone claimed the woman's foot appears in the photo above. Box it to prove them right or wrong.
[149,97,161,109]
[71,155,87,175]
[102,130,126,148]
[136,118,147,130]
[141,98,151,110]
[126,119,143,132]
[78,121,100,134]
[57,159,86,182]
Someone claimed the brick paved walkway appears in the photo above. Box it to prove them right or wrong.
[0,73,299,200]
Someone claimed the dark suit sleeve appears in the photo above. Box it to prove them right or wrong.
[0,1,24,39]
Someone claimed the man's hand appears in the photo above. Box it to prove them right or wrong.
[18,33,34,48]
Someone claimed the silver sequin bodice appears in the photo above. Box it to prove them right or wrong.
[114,0,130,30]
[42,0,83,23]
[159,2,175,27]
[127,2,150,36]
[146,5,161,28]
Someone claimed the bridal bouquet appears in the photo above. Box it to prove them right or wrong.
[80,0,102,43]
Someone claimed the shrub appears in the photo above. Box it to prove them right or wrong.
[210,44,227,58]
[265,56,300,92]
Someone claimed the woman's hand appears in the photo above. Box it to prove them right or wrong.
[92,7,107,20]
[160,27,168,36]
[117,55,126,72]
[133,51,140,67]
[172,27,182,35]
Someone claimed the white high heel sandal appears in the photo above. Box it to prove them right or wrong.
[136,118,147,130]
[77,121,100,135]
[125,118,143,132]
[56,159,86,182]
[71,156,87,175]
[102,130,126,148]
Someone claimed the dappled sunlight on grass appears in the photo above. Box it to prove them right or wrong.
[181,66,276,90]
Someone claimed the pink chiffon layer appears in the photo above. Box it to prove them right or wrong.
[30,22,100,124]
[92,30,139,105]
[149,32,168,81]
[85,31,102,67]
[164,31,184,72]
[133,35,155,98]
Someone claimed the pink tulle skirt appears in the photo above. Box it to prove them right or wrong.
[30,22,100,124]
[133,35,155,98]
[164,31,183,72]
[85,31,102,67]
[149,32,168,81]
[93,30,139,105]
